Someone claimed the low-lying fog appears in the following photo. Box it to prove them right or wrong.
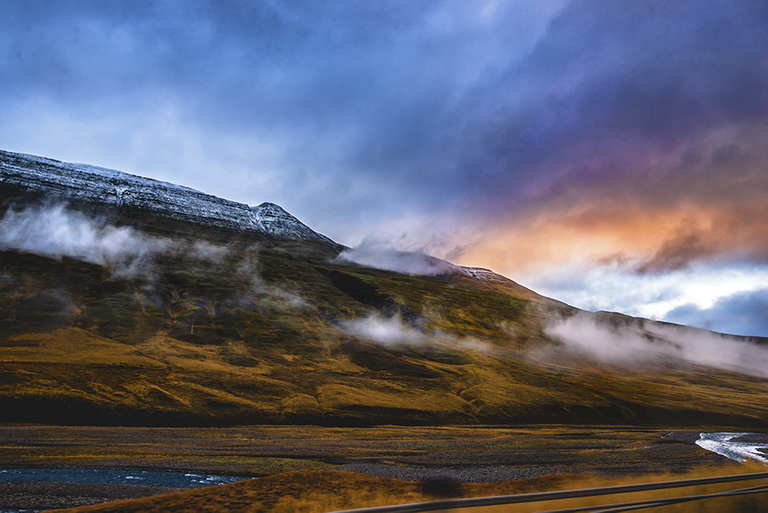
[339,313,492,353]
[338,246,458,276]
[4,204,768,378]
[546,312,768,377]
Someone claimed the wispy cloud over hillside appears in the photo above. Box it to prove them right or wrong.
[338,246,456,276]
[340,313,491,352]
[0,204,167,273]
[0,204,235,277]
[546,313,768,377]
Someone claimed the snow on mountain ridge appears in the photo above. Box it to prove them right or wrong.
[0,149,336,245]
[251,202,338,246]
[1,150,505,281]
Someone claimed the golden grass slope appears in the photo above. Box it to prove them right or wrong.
[1,243,767,427]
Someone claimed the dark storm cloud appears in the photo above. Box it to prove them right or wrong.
[448,0,768,278]
[2,1,161,99]
[4,1,475,142]
[455,0,768,204]
[2,1,448,222]
[665,288,768,338]
[2,0,767,268]
[0,0,563,219]
[634,223,716,275]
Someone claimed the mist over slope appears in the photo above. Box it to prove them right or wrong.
[1,150,767,427]
[545,311,768,378]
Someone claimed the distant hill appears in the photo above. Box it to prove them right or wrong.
[1,149,766,427]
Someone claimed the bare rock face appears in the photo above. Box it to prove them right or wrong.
[0,149,338,246]
[251,202,338,246]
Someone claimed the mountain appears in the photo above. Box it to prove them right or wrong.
[0,149,339,249]
[1,149,767,428]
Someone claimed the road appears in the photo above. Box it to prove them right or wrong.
[335,471,768,512]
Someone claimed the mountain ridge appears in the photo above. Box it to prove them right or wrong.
[0,148,523,285]
[0,149,342,249]
[1,149,767,427]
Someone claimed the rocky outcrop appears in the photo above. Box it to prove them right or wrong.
[252,202,338,246]
[0,149,338,247]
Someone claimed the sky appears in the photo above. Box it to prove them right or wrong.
[2,0,767,337]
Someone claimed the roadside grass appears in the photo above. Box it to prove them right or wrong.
[49,463,768,513]
[469,462,768,513]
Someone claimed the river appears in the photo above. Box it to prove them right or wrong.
[0,468,251,488]
[695,432,768,464]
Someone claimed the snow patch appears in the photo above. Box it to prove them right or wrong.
[250,202,337,245]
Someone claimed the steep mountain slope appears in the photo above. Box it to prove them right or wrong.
[1,150,766,427]
[0,149,338,247]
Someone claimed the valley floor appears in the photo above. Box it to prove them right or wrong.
[1,424,757,511]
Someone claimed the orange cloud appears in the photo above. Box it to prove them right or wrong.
[455,202,768,276]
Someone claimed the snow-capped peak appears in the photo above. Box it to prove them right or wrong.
[251,202,338,246]
[0,149,338,247]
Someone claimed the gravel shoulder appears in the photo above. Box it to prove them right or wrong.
[0,482,182,511]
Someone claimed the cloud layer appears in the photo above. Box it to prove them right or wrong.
[665,289,768,339]
[338,247,457,276]
[0,204,167,273]
[546,313,768,377]
[0,204,232,277]
[339,313,491,353]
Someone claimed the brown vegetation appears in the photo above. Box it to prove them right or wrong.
[49,464,768,513]
[1,238,768,427]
